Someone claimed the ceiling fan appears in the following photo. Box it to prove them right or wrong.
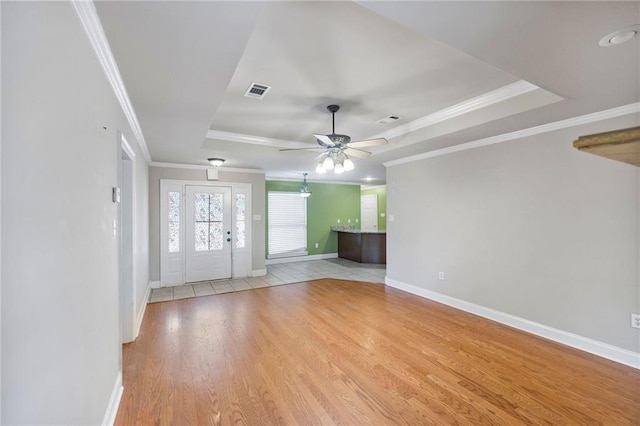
[280,104,388,174]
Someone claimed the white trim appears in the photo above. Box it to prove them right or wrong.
[385,277,640,370]
[266,253,338,265]
[150,280,161,289]
[371,80,539,141]
[134,282,151,339]
[72,1,152,163]
[151,161,265,174]
[101,372,123,426]
[251,268,268,277]
[266,176,363,185]
[361,184,386,191]
[385,102,640,167]
[206,129,309,149]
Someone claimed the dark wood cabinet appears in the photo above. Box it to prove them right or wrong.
[336,231,386,264]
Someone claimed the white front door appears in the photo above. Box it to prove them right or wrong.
[361,194,378,232]
[185,185,232,282]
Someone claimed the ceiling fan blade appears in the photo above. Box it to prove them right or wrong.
[344,147,372,158]
[347,138,388,148]
[313,134,335,147]
[279,147,323,152]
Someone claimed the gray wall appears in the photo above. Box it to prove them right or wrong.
[386,114,639,352]
[149,166,266,281]
[2,2,149,423]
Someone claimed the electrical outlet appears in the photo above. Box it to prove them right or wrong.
[337,219,341,223]
[355,218,359,223]
[315,243,319,249]
[632,314,640,329]
[348,219,351,223]
[438,272,445,280]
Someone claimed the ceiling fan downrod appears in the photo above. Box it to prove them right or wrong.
[327,104,340,135]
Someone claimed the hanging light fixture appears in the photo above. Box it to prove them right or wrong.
[299,173,312,198]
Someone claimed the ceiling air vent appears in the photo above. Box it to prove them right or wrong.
[244,82,271,99]
[375,115,402,125]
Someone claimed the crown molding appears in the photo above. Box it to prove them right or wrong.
[72,1,152,164]
[266,176,364,185]
[206,130,310,149]
[150,161,265,174]
[370,80,539,142]
[384,103,640,167]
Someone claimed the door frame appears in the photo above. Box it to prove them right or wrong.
[160,179,252,287]
[119,134,136,343]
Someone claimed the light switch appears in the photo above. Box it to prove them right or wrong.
[380,213,385,217]
[253,214,261,221]
[337,219,341,223]
[388,214,394,222]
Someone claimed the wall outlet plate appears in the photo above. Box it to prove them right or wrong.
[438,272,445,280]
[632,313,640,329]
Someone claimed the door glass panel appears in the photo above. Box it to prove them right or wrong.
[194,192,225,251]
[195,222,209,252]
[194,193,209,222]
[235,193,246,248]
[210,222,223,250]
[168,192,180,253]
[236,220,245,249]
[210,194,223,222]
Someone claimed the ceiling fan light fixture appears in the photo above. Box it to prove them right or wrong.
[316,162,326,173]
[343,157,354,171]
[334,163,345,174]
[323,155,334,170]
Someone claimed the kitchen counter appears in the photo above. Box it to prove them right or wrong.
[331,227,386,264]
[330,226,386,234]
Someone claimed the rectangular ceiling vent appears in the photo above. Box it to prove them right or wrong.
[375,115,402,125]
[244,82,271,99]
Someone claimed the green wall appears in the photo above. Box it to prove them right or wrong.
[361,186,387,231]
[266,180,361,256]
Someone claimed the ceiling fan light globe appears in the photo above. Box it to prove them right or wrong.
[343,158,354,171]
[316,163,326,173]
[323,156,334,170]
[334,163,345,174]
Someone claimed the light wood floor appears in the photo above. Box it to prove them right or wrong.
[116,279,639,425]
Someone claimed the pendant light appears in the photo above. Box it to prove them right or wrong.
[299,173,312,198]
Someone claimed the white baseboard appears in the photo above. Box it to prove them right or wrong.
[251,268,267,277]
[266,252,338,265]
[101,372,123,426]
[149,280,160,289]
[134,282,152,339]
[385,277,640,370]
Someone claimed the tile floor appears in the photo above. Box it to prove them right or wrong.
[149,258,387,303]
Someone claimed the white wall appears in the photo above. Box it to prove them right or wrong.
[386,114,639,353]
[148,166,266,282]
[2,2,148,423]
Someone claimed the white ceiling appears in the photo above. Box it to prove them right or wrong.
[96,1,639,185]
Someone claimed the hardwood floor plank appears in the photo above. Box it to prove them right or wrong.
[115,279,640,425]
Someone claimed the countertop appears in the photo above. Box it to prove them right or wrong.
[331,226,386,234]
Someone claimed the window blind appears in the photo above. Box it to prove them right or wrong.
[267,191,308,258]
